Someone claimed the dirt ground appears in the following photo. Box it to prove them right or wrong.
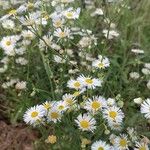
[0,121,38,150]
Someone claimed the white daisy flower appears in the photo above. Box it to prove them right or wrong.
[78,37,93,48]
[62,93,76,106]
[109,134,118,145]
[43,35,53,45]
[77,75,102,89]
[47,107,62,123]
[67,79,84,90]
[0,36,17,56]
[63,7,80,19]
[92,55,110,69]
[2,19,15,29]
[16,5,27,14]
[91,140,111,150]
[134,142,149,150]
[42,101,53,112]
[103,106,124,123]
[84,96,107,113]
[56,101,68,112]
[114,134,129,150]
[22,30,36,40]
[54,27,70,39]
[75,114,96,132]
[140,98,150,119]
[52,16,65,28]
[108,121,122,131]
[23,105,46,125]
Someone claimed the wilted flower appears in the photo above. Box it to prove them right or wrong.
[45,135,57,144]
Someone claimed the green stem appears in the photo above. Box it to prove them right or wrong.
[39,50,55,99]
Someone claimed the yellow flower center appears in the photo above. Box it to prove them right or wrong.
[139,146,146,150]
[43,103,51,109]
[31,111,38,118]
[44,15,49,20]
[66,98,73,105]
[58,105,64,110]
[109,111,117,119]
[119,139,127,147]
[51,112,59,119]
[74,81,81,88]
[59,32,66,38]
[98,63,104,68]
[91,101,101,110]
[80,120,89,129]
[55,21,62,27]
[26,34,33,39]
[66,12,73,18]
[9,9,17,15]
[27,2,34,9]
[98,147,104,150]
[6,41,11,46]
[85,79,93,84]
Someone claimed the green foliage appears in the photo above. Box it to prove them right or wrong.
[0,0,150,149]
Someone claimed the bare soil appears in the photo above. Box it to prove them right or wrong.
[0,121,38,150]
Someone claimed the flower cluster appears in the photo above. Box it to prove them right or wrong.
[0,0,149,150]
